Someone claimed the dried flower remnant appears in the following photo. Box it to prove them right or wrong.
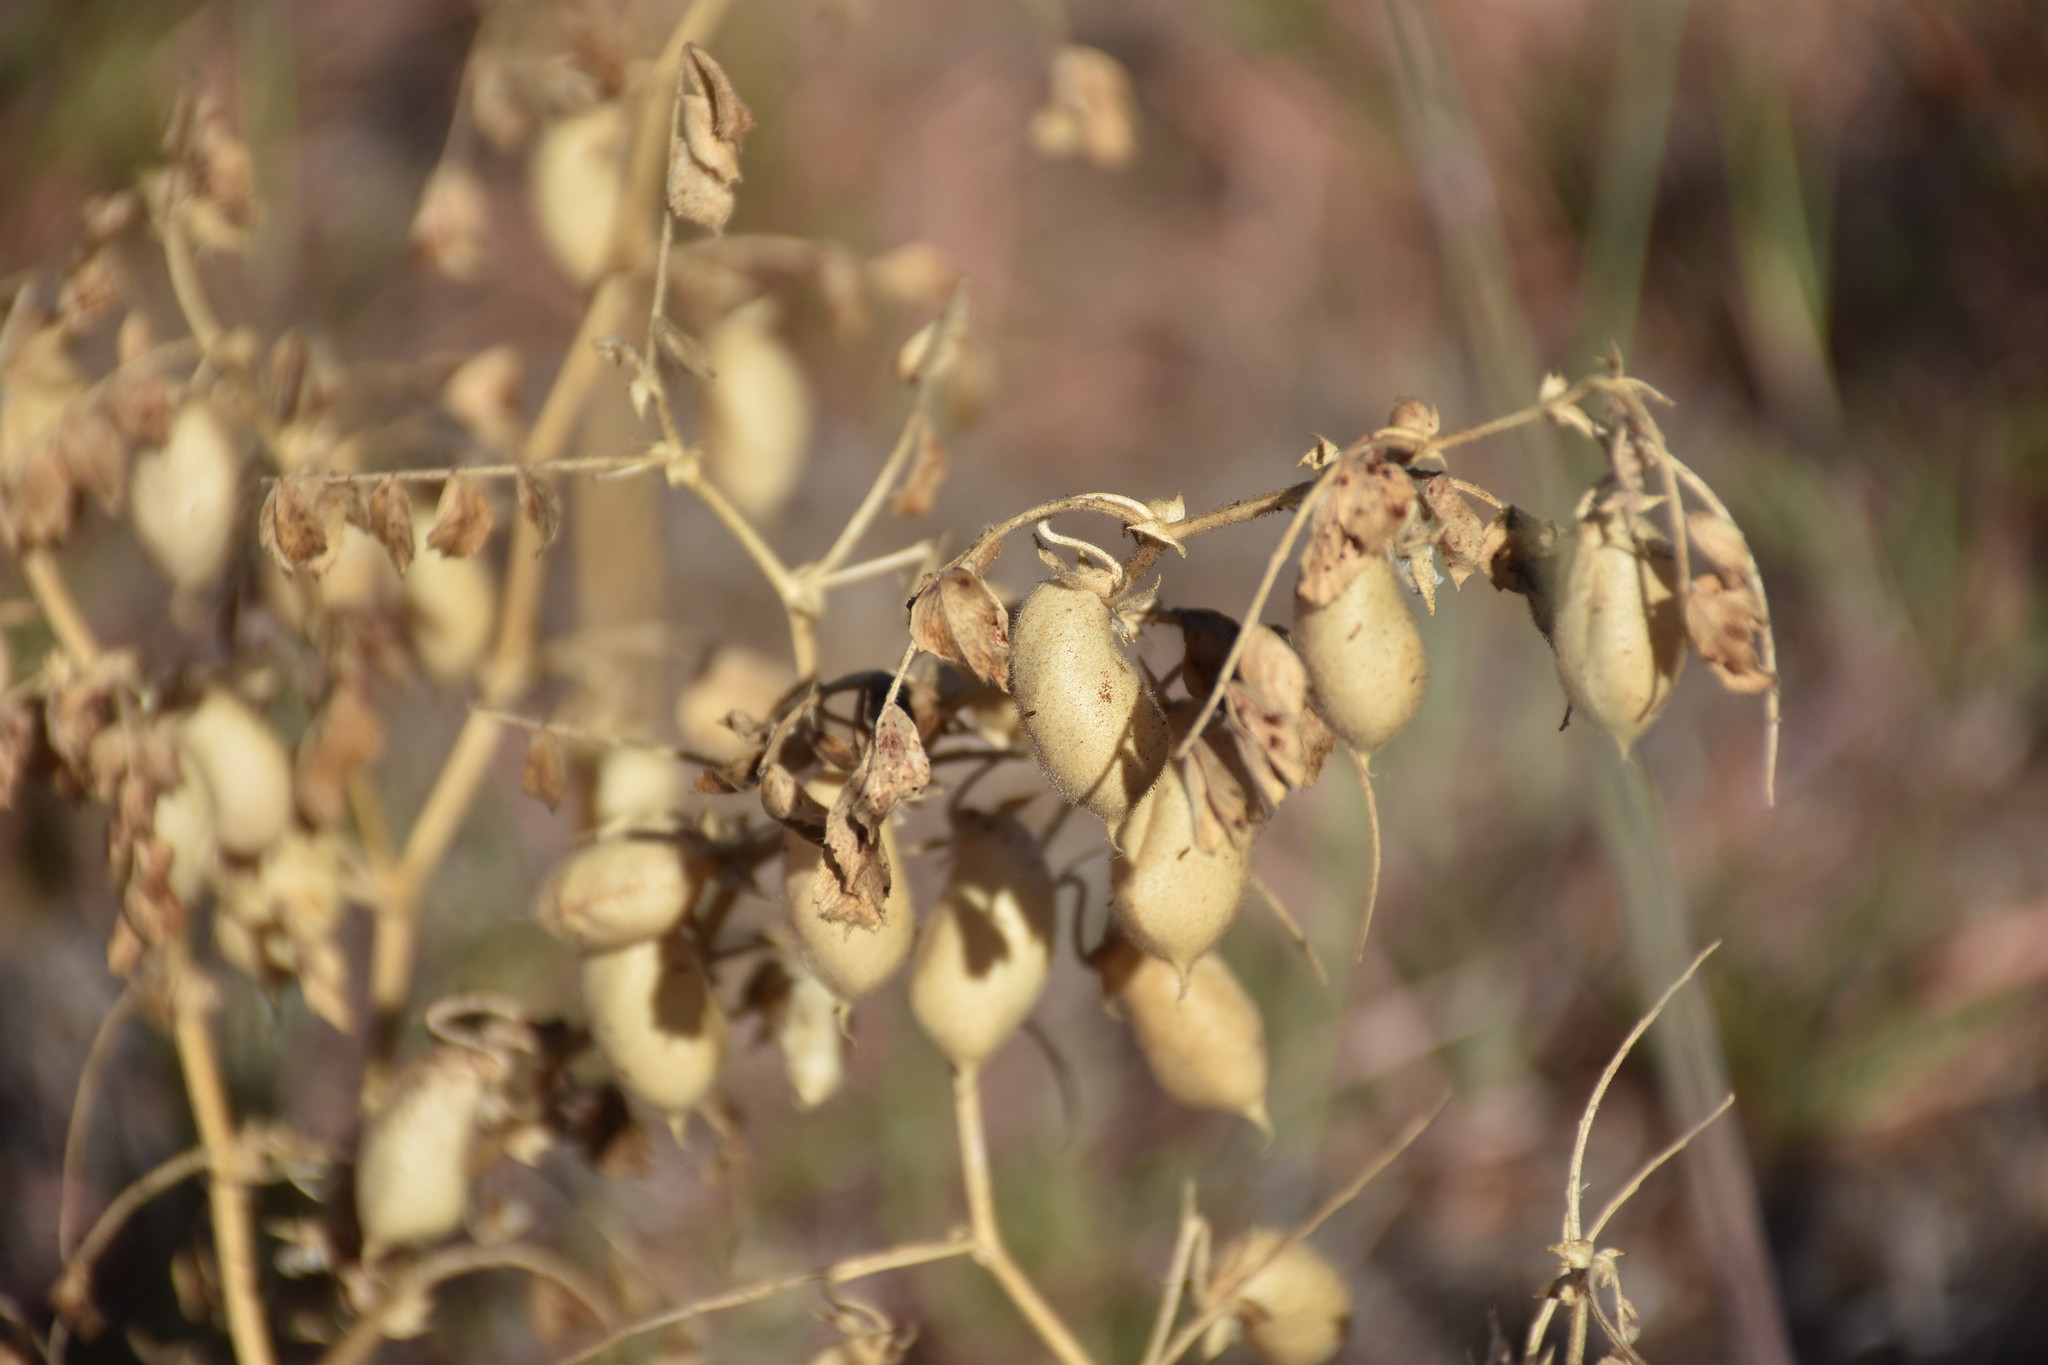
[886,410,948,519]
[367,475,415,575]
[410,162,490,282]
[1682,510,1774,694]
[426,473,493,558]
[666,44,756,235]
[1029,45,1139,170]
[521,728,566,811]
[816,706,930,933]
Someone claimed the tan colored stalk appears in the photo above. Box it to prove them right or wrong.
[319,1242,614,1365]
[21,548,102,663]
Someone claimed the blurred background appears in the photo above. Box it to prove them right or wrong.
[3,0,2046,1362]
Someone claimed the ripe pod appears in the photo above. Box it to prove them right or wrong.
[403,506,497,685]
[530,103,627,286]
[783,820,916,1002]
[1293,552,1427,756]
[534,837,706,953]
[593,747,687,829]
[1548,497,1684,753]
[356,1044,501,1260]
[777,962,847,1109]
[1111,758,1249,979]
[909,808,1057,1068]
[1098,937,1270,1135]
[701,300,813,523]
[581,935,727,1120]
[178,688,292,858]
[152,778,217,903]
[131,401,239,598]
[1207,1229,1353,1365]
[1010,577,1170,828]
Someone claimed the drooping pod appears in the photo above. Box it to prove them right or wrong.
[131,400,239,601]
[534,836,708,954]
[1097,936,1269,1135]
[909,808,1058,1069]
[1010,575,1170,828]
[1548,491,1685,753]
[776,961,847,1109]
[177,688,292,859]
[1111,756,1250,980]
[355,1044,503,1261]
[782,820,916,1003]
[1205,1229,1353,1365]
[1292,551,1427,756]
[581,935,726,1124]
[402,504,497,686]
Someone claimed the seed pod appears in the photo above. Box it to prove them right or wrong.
[1549,496,1684,753]
[1010,576,1169,828]
[701,299,812,523]
[1207,1229,1352,1365]
[530,103,627,286]
[356,1045,501,1260]
[131,400,239,597]
[592,748,686,829]
[152,778,216,903]
[909,808,1057,1068]
[534,837,707,953]
[402,506,497,685]
[1098,937,1269,1134]
[783,820,916,1002]
[778,961,847,1109]
[178,688,291,858]
[1293,551,1426,755]
[1111,757,1249,979]
[581,934,726,1121]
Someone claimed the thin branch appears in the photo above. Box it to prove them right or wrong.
[809,540,936,593]
[20,549,102,663]
[1588,1093,1735,1242]
[1250,874,1327,986]
[1139,1182,1204,1365]
[471,706,723,770]
[58,985,134,1260]
[319,1242,615,1365]
[816,408,928,578]
[1348,748,1384,964]
[53,1146,210,1322]
[262,454,665,487]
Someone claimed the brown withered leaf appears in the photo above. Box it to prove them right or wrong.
[515,468,562,553]
[849,706,930,828]
[1422,474,1488,587]
[1296,451,1414,607]
[522,728,566,812]
[367,476,415,575]
[666,44,755,234]
[909,565,1010,690]
[1685,574,1774,694]
[0,698,37,810]
[0,441,77,552]
[259,481,326,575]
[759,763,829,842]
[103,367,173,446]
[888,411,947,518]
[426,473,492,557]
[1174,609,1325,811]
[57,406,128,511]
[295,684,384,828]
[814,707,929,931]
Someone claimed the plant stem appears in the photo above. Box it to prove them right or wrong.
[58,985,135,1259]
[21,548,102,663]
[320,1242,613,1365]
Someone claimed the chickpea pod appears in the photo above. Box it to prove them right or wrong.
[534,836,707,953]
[1206,1229,1353,1365]
[355,1045,503,1261]
[1111,758,1250,979]
[581,934,727,1125]
[1548,493,1685,753]
[1099,937,1270,1135]
[1293,551,1427,757]
[177,688,292,858]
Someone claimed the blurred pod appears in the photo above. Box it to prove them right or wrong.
[1098,937,1269,1135]
[700,299,812,523]
[1010,576,1169,828]
[581,934,726,1122]
[534,836,707,953]
[152,777,216,903]
[1111,757,1250,980]
[1293,552,1426,756]
[1548,492,1684,753]
[592,747,687,829]
[1205,1230,1352,1365]
[783,820,916,1003]
[260,523,401,637]
[403,504,497,685]
[676,644,795,762]
[909,808,1057,1068]
[131,400,239,600]
[530,103,627,286]
[356,1044,502,1261]
[177,688,291,858]
[778,961,847,1109]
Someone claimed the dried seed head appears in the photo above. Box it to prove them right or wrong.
[403,503,498,685]
[1010,577,1170,828]
[1098,937,1269,1134]
[701,299,812,522]
[1112,756,1249,979]
[581,934,726,1120]
[1293,551,1427,755]
[777,961,847,1109]
[130,400,239,598]
[535,836,706,953]
[177,688,291,858]
[1208,1230,1353,1365]
[530,103,627,286]
[356,1044,502,1261]
[1549,493,1685,753]
[909,808,1057,1068]
[783,817,916,1002]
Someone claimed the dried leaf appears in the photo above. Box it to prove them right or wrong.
[1296,451,1413,607]
[666,45,755,235]
[522,729,566,812]
[909,566,1010,690]
[515,468,561,552]
[814,707,929,931]
[1685,574,1774,694]
[1685,510,1751,580]
[295,685,384,828]
[759,763,829,842]
[888,411,947,518]
[0,441,77,551]
[367,476,415,575]
[426,473,492,558]
[1423,475,1488,587]
[258,480,327,573]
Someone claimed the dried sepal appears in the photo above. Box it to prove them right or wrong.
[515,468,562,552]
[259,480,331,575]
[1295,451,1414,608]
[909,563,1010,690]
[666,44,756,234]
[522,728,566,812]
[367,475,416,575]
[815,707,930,931]
[426,473,492,558]
[1175,610,1330,811]
[1421,475,1488,587]
[1685,574,1773,693]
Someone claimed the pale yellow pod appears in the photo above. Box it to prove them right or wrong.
[1010,578,1170,827]
[152,778,216,904]
[778,962,847,1109]
[592,748,686,829]
[131,401,239,597]
[909,809,1057,1068]
[783,822,916,1003]
[1293,552,1427,756]
[356,1045,500,1260]
[258,524,400,638]
[1549,502,1685,754]
[402,507,497,685]
[530,103,626,286]
[701,300,813,523]
[676,644,796,762]
[1104,940,1269,1134]
[534,837,705,953]
[581,935,727,1119]
[1111,759,1248,979]
[178,688,292,858]
[1210,1230,1353,1365]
